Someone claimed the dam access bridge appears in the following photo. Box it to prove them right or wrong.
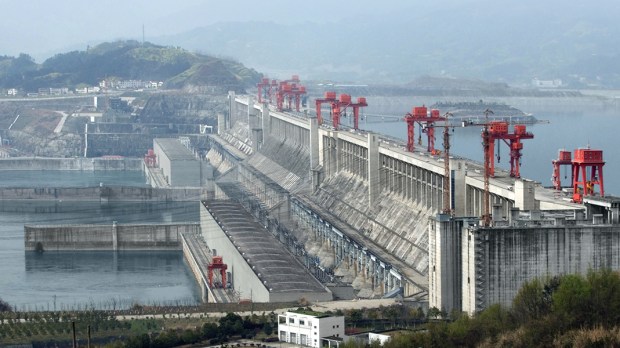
[200,92,596,304]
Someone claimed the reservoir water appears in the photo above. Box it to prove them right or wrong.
[0,171,200,311]
[360,96,620,195]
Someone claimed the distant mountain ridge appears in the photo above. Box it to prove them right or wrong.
[0,41,261,92]
[156,0,620,87]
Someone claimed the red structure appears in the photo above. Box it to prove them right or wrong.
[315,91,337,125]
[572,148,605,203]
[463,110,535,226]
[275,75,307,112]
[484,121,534,178]
[144,149,157,168]
[552,150,572,190]
[330,94,368,130]
[404,106,446,153]
[256,77,270,103]
[208,256,228,288]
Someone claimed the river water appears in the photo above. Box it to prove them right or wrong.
[0,171,200,311]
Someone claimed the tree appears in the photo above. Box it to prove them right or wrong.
[0,298,12,312]
[586,268,620,327]
[552,274,591,328]
[510,278,550,325]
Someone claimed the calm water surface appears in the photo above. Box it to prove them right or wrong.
[0,171,200,311]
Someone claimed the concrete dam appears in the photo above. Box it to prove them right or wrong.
[197,92,620,312]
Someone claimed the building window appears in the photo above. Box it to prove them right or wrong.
[290,332,297,344]
[299,319,305,325]
[289,318,295,324]
[279,316,286,324]
[280,331,286,341]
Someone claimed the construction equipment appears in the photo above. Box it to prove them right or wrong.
[330,94,368,130]
[275,75,307,112]
[315,91,338,125]
[144,149,157,168]
[462,109,537,226]
[256,77,270,103]
[404,106,446,154]
[572,148,605,203]
[551,150,572,190]
[208,256,228,288]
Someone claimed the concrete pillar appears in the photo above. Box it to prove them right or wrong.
[368,133,379,206]
[610,205,619,224]
[334,132,341,174]
[492,204,502,223]
[451,159,466,216]
[112,221,118,251]
[217,113,226,135]
[310,117,321,190]
[429,214,462,313]
[261,102,270,137]
[514,179,536,211]
[227,91,236,128]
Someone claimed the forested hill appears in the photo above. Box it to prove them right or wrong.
[0,41,261,92]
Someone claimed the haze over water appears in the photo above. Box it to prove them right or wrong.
[0,171,200,311]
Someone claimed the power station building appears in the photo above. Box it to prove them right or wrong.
[153,138,202,187]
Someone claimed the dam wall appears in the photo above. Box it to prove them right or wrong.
[0,186,206,202]
[0,157,143,171]
[24,223,200,251]
[462,223,620,314]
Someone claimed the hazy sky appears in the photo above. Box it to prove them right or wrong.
[0,0,414,61]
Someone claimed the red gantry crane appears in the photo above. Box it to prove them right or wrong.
[484,121,534,178]
[256,77,270,103]
[462,109,535,226]
[330,93,368,130]
[551,149,572,191]
[315,91,338,125]
[275,75,307,112]
[208,256,228,288]
[571,148,605,203]
[404,106,446,154]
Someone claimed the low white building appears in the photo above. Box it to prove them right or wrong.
[368,332,392,346]
[278,310,345,347]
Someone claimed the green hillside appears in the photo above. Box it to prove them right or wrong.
[0,41,261,92]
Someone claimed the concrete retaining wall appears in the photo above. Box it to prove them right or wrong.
[463,224,620,314]
[25,223,200,251]
[0,157,143,171]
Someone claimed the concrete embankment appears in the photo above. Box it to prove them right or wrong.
[25,223,200,251]
[0,157,143,171]
[0,186,206,202]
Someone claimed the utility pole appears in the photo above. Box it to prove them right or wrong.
[442,112,453,215]
[482,109,494,227]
